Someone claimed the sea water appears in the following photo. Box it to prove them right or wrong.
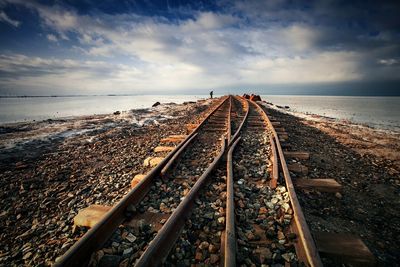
[0,95,207,124]
[0,95,399,131]
[261,95,400,131]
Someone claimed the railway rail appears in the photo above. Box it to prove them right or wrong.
[54,95,373,267]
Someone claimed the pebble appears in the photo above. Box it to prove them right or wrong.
[125,233,137,243]
[23,252,32,260]
[199,241,210,250]
[210,254,219,264]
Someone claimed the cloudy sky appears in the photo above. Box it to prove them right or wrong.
[0,0,399,95]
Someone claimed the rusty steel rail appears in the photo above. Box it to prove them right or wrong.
[229,96,249,146]
[251,100,323,267]
[269,135,279,189]
[135,138,226,266]
[54,96,230,267]
[224,136,241,267]
[227,96,232,143]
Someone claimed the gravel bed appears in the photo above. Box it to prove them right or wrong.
[230,97,246,134]
[233,107,298,266]
[0,99,219,266]
[165,167,227,266]
[89,100,230,266]
[261,104,400,266]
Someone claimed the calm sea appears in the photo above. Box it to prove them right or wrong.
[261,95,400,131]
[0,95,399,131]
[0,95,207,124]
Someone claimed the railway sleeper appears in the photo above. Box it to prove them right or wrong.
[314,232,375,266]
[294,178,342,193]
[287,163,308,175]
[284,151,310,160]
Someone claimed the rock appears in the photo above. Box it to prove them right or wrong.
[125,233,137,243]
[123,248,133,255]
[245,231,255,241]
[195,251,203,261]
[217,217,225,225]
[208,244,218,253]
[210,254,219,264]
[159,203,170,213]
[143,157,164,167]
[113,111,121,115]
[255,247,272,263]
[335,192,343,199]
[204,212,214,220]
[259,207,268,214]
[152,102,161,107]
[98,254,121,267]
[23,252,32,260]
[199,241,209,250]
[74,205,112,228]
[277,231,285,240]
[282,253,291,262]
[250,94,262,101]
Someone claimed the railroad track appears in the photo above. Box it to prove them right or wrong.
[55,95,373,267]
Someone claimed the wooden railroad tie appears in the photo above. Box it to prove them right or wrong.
[287,163,308,175]
[295,178,342,193]
[284,151,310,160]
[313,232,375,266]
[160,134,187,143]
[154,146,175,153]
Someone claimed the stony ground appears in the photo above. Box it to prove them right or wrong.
[1,96,398,266]
[90,100,229,266]
[0,98,218,266]
[261,103,400,266]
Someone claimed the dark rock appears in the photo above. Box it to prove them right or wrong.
[113,111,121,115]
[152,102,161,107]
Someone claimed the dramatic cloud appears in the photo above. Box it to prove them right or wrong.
[0,0,399,95]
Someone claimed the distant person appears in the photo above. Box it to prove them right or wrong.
[210,91,213,99]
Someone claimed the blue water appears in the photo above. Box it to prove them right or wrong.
[261,95,400,131]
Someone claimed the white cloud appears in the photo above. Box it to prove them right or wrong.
[46,34,58,42]
[0,10,20,27]
[0,1,398,94]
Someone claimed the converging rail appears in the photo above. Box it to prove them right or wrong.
[55,96,231,266]
[54,94,372,267]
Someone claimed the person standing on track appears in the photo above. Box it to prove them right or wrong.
[210,91,213,99]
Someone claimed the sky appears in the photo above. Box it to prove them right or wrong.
[0,0,399,96]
